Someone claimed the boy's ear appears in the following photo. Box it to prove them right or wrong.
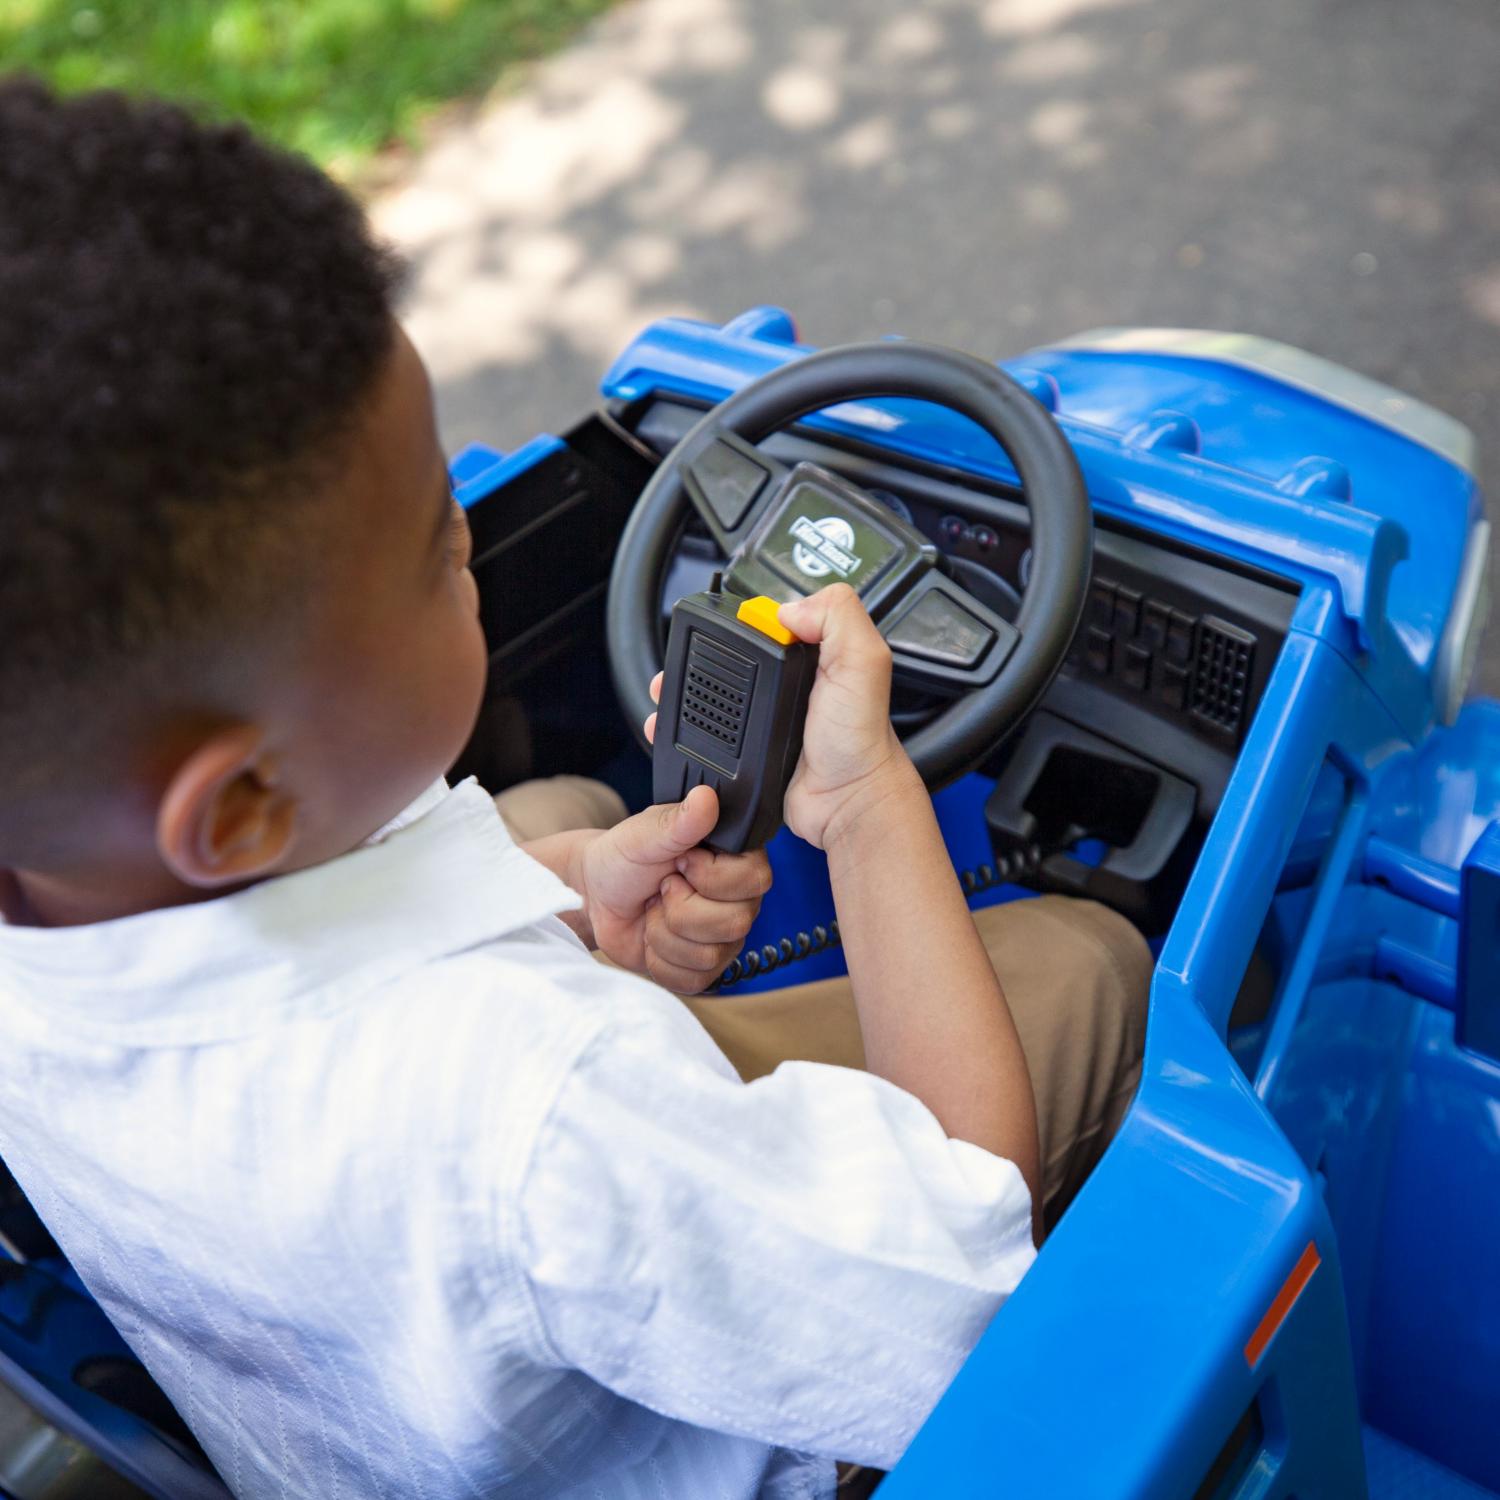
[156,726,299,889]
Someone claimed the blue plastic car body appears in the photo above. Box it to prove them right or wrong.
[454,308,1498,1500]
[0,310,1493,1499]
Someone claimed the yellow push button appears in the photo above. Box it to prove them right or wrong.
[735,595,797,646]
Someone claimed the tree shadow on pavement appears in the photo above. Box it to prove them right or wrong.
[375,0,1500,694]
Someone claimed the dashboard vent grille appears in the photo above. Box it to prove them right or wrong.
[1191,616,1255,737]
[681,632,754,754]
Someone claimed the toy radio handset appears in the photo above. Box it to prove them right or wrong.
[652,578,818,853]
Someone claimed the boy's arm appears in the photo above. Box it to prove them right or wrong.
[514,965,1037,1473]
[822,764,1042,1224]
[777,586,1042,1220]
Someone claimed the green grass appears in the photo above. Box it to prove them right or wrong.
[0,0,617,174]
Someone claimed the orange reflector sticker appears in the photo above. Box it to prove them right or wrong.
[1245,1241,1321,1367]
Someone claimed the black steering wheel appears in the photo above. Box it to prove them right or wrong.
[606,340,1093,787]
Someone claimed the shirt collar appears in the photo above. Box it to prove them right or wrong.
[0,779,583,1047]
[361,776,451,847]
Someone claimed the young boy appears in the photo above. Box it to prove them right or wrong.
[0,80,1149,1498]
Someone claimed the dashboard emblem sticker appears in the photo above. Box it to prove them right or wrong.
[790,515,861,579]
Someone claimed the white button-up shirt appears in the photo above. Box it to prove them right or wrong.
[0,780,1034,1499]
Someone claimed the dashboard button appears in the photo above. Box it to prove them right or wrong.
[1158,661,1190,709]
[1090,581,1116,626]
[1167,610,1196,663]
[1114,586,1142,637]
[1142,599,1170,649]
[1123,644,1152,691]
[886,590,995,669]
[1086,627,1113,675]
[688,440,770,532]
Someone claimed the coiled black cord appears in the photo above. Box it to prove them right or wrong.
[715,843,1045,991]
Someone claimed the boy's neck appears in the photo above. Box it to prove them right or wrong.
[3,864,220,929]
[0,871,34,926]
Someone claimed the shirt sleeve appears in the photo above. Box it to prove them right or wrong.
[512,981,1036,1470]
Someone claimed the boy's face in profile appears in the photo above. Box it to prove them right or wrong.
[269,322,489,867]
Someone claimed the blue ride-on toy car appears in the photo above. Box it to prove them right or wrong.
[0,309,1492,1499]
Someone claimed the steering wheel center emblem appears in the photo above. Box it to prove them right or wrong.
[790,514,861,580]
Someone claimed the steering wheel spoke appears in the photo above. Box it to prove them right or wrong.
[681,428,789,554]
[883,571,1020,694]
[722,459,940,618]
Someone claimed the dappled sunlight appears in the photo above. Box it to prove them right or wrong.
[786,23,848,72]
[1464,268,1500,330]
[1166,62,1259,126]
[913,63,963,99]
[377,65,693,372]
[544,0,751,84]
[999,32,1106,83]
[761,66,841,131]
[462,78,681,225]
[383,0,1183,416]
[925,101,979,140]
[1025,97,1104,169]
[379,76,682,256]
[681,156,808,249]
[981,0,1146,40]
[1190,114,1280,176]
[825,115,898,173]
[622,142,716,218]
[373,0,1500,606]
[1369,183,1448,241]
[871,12,945,65]
[1018,181,1072,230]
[1025,97,1091,147]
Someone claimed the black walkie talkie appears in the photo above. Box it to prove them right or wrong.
[652,578,818,853]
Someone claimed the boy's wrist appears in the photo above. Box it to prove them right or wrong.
[568,828,608,929]
[822,755,927,859]
[519,828,604,946]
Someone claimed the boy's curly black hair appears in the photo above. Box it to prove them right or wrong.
[0,78,403,846]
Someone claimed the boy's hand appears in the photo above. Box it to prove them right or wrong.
[774,584,920,850]
[578,785,771,993]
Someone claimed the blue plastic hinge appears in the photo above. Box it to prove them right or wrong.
[721,305,799,345]
[1009,367,1061,413]
[1276,455,1353,503]
[1457,822,1500,1062]
[1124,408,1200,455]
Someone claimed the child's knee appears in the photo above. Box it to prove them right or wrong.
[970,893,1151,1140]
[1043,896,1152,1061]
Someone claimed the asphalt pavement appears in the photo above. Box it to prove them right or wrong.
[374,0,1500,694]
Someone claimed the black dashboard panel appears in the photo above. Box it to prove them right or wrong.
[630,398,1298,825]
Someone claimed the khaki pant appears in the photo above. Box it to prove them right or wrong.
[495,777,1151,1227]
